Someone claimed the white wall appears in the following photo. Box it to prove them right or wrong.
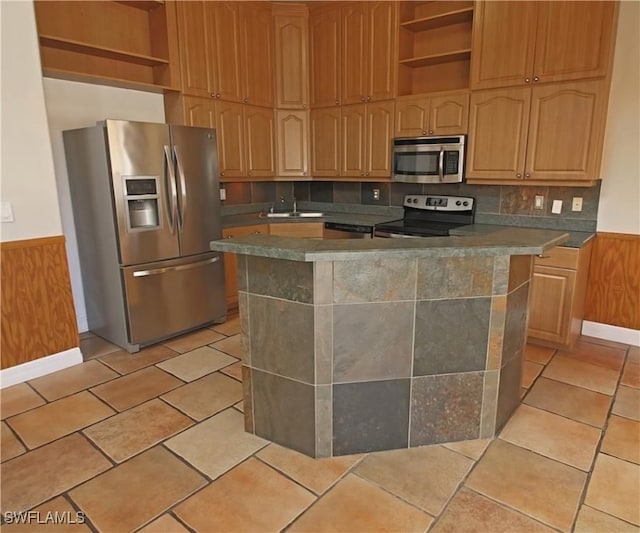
[598,0,640,235]
[43,78,165,331]
[0,1,62,242]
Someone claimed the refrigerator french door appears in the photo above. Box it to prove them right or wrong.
[64,120,226,353]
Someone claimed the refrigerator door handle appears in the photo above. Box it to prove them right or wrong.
[173,145,187,232]
[132,256,221,278]
[163,145,178,234]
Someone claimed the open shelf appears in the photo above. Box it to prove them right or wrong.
[400,49,471,68]
[39,35,170,67]
[400,7,473,32]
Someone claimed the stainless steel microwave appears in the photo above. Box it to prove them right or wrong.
[392,135,465,184]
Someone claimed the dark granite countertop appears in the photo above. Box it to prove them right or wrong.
[451,224,595,248]
[210,227,569,262]
[222,211,397,229]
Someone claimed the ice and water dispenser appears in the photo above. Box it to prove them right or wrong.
[124,177,160,230]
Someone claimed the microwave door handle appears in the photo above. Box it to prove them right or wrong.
[163,145,177,234]
[438,148,445,182]
[173,146,187,232]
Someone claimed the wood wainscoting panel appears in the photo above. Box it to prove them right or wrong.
[1,236,79,369]
[585,232,640,330]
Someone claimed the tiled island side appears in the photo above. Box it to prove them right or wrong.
[210,229,568,458]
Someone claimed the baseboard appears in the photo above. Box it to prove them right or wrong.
[0,347,83,389]
[582,321,640,347]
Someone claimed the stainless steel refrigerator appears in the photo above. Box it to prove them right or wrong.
[63,119,226,353]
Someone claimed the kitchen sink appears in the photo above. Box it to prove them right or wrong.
[261,211,324,218]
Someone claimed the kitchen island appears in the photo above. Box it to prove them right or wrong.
[210,228,569,458]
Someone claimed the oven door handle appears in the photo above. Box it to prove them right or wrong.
[438,148,445,182]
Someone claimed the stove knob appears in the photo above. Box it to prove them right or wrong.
[463,201,469,206]
[413,198,418,204]
[456,200,461,206]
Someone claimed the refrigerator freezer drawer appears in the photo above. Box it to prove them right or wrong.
[122,252,226,345]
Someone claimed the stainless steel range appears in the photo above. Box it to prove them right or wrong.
[374,194,475,238]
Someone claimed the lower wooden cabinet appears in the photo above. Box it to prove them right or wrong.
[268,222,324,238]
[222,224,268,309]
[527,241,593,349]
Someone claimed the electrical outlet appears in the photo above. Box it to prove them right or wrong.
[551,200,563,214]
[534,195,544,210]
[1,201,14,222]
[572,197,583,212]
[373,188,380,201]
[220,188,226,201]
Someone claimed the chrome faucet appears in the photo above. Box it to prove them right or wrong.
[293,196,297,213]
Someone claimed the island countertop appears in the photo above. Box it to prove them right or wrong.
[210,227,569,262]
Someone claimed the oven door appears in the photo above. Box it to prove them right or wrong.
[392,144,463,184]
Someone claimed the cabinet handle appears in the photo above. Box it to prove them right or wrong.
[303,171,307,176]
[421,130,427,135]
[243,98,249,103]
[361,97,366,102]
[537,254,550,259]
[253,231,261,234]
[210,93,215,98]
[220,172,225,176]
[302,104,307,109]
[366,96,371,101]
[216,93,221,98]
[360,171,365,176]
[533,76,539,82]
[335,100,340,105]
[225,235,233,239]
[429,130,434,134]
[525,77,531,83]
[365,171,370,176]
[525,173,531,178]
[516,173,523,179]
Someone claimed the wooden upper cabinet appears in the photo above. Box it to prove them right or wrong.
[367,2,397,102]
[310,107,341,177]
[309,4,341,107]
[341,3,368,105]
[341,101,393,178]
[366,100,394,177]
[209,2,243,102]
[274,11,309,109]
[526,80,608,182]
[239,3,275,107]
[395,92,469,137]
[342,2,397,105]
[276,110,309,177]
[467,79,607,183]
[471,1,618,90]
[216,100,247,179]
[467,87,531,180]
[181,95,217,129]
[176,1,242,101]
[244,105,276,177]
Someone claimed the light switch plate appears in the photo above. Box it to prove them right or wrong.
[551,200,562,214]
[534,195,544,210]
[1,201,14,222]
[220,188,226,201]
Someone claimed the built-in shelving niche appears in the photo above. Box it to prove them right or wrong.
[34,0,180,93]
[398,0,474,95]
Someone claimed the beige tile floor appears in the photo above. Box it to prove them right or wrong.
[1,318,639,532]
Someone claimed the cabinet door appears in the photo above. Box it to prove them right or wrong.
[215,101,246,179]
[470,1,538,90]
[239,3,274,107]
[182,96,216,129]
[209,2,243,103]
[528,266,575,344]
[244,105,276,177]
[274,13,309,109]
[533,1,617,84]
[341,3,368,105]
[276,110,309,177]
[309,4,341,108]
[395,96,429,137]
[367,1,397,102]
[176,1,214,98]
[269,223,323,238]
[366,100,394,177]
[222,224,268,307]
[310,107,341,177]
[526,80,608,182]
[467,87,531,180]
[341,104,367,176]
[429,93,469,135]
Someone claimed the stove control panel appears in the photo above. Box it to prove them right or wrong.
[403,195,474,212]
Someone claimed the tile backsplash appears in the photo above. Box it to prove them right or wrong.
[221,181,600,232]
